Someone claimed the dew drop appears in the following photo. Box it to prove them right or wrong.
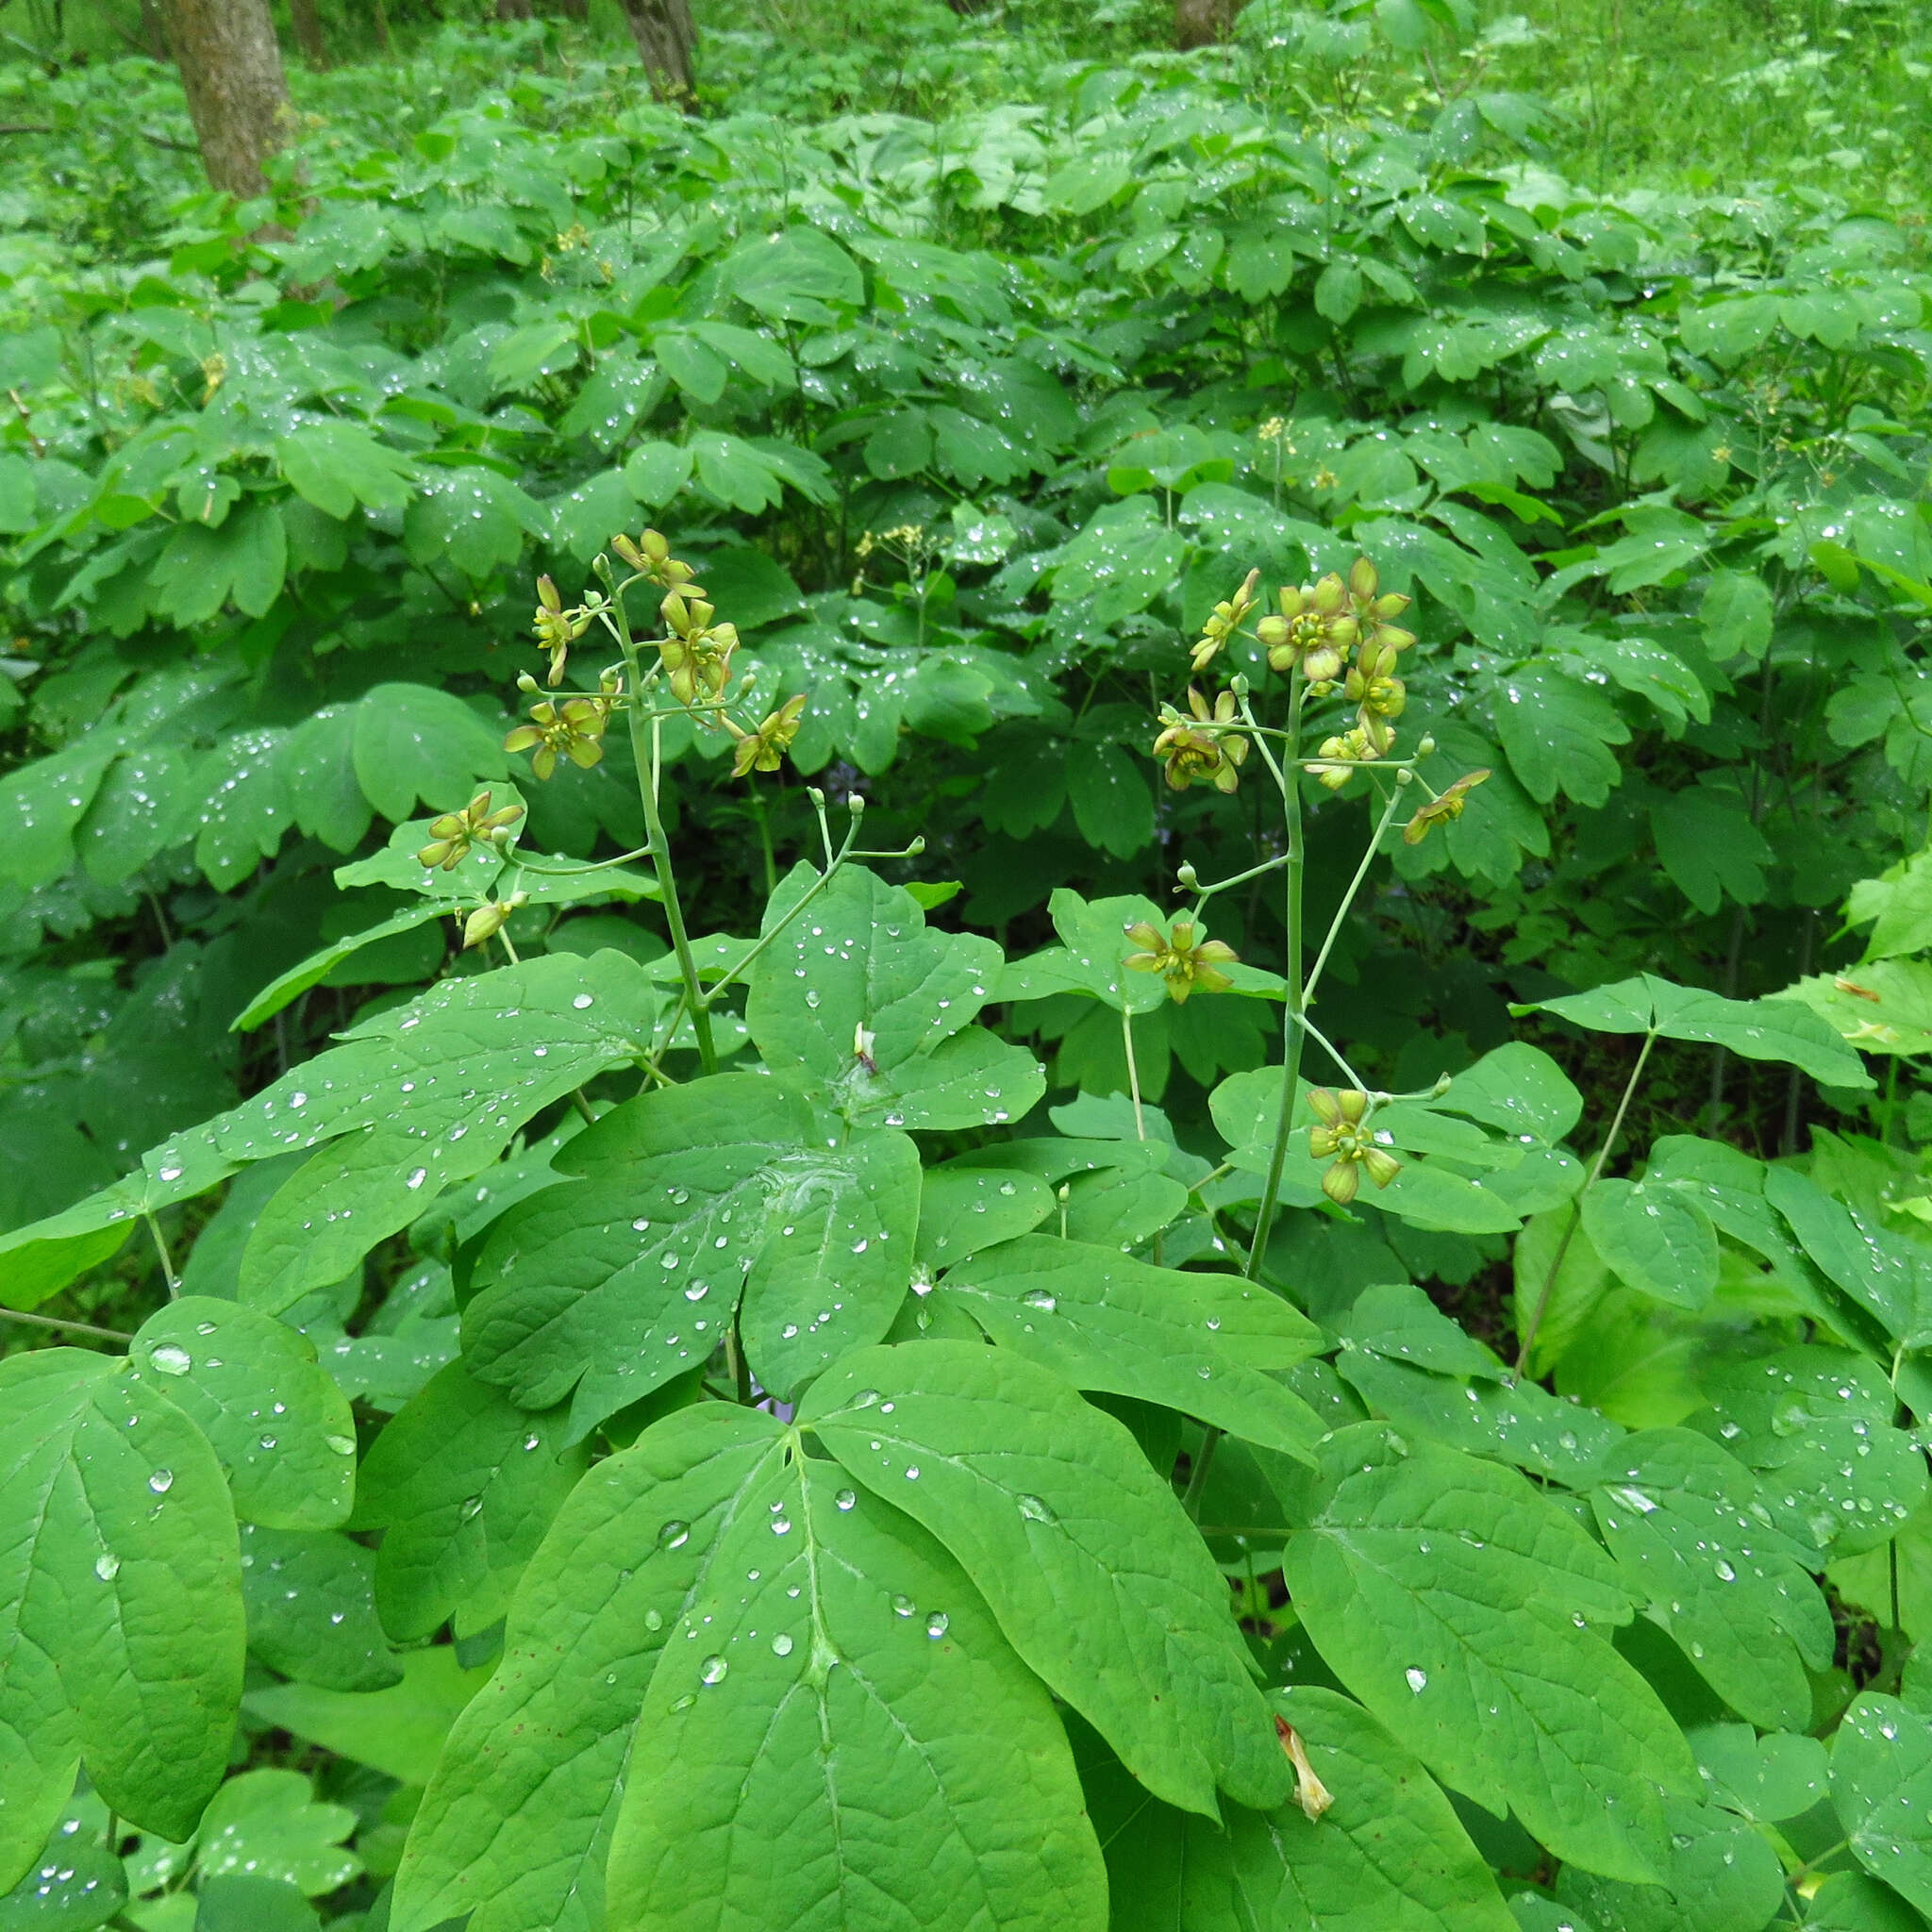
[700,1655,728,1685]
[1406,1668,1428,1694]
[94,1554,120,1581]
[773,1632,794,1657]
[148,1470,174,1494]
[658,1520,691,1551]
[148,1345,192,1377]
[925,1611,949,1640]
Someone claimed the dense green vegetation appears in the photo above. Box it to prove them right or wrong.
[5,2,1932,1927]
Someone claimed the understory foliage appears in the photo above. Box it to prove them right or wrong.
[8,6,1932,1930]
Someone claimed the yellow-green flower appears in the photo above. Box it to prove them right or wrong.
[460,891,527,951]
[1152,687,1248,793]
[1403,769,1491,845]
[727,693,808,776]
[1346,557,1416,656]
[613,527,700,594]
[504,696,609,780]
[1123,917,1239,1003]
[1190,568,1260,674]
[1307,1087,1400,1204]
[1308,725,1377,791]
[415,790,525,871]
[658,590,740,706]
[1259,573,1357,682]
[532,575,590,688]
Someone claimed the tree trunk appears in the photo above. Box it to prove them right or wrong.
[158,0,290,198]
[553,0,589,18]
[290,0,326,66]
[619,0,694,103]
[495,0,533,17]
[374,0,391,56]
[1174,0,1241,48]
[137,0,167,59]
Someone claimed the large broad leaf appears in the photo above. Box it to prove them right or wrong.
[1082,1689,1516,1932]
[461,1073,919,1432]
[392,1404,1107,1932]
[1690,1346,1928,1559]
[1552,1796,1788,1932]
[1581,1178,1720,1310]
[0,1352,243,1887]
[1588,1429,1832,1731]
[932,1236,1326,1457]
[746,863,1042,1130]
[1831,1697,1932,1918]
[1283,1428,1695,1882]
[195,1767,360,1895]
[804,1342,1292,1817]
[350,1362,590,1642]
[1519,974,1873,1089]
[1765,1169,1932,1350]
[238,1524,400,1692]
[127,1297,356,1530]
[0,953,657,1309]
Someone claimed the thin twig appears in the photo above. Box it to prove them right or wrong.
[0,1306,133,1344]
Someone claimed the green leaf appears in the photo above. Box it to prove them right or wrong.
[1066,742,1154,858]
[1694,1346,1927,1559]
[276,424,416,520]
[128,1298,356,1529]
[915,1163,1056,1268]
[238,1524,400,1692]
[1518,974,1874,1088]
[350,684,509,824]
[350,1361,590,1642]
[194,1875,318,1932]
[0,1353,243,1882]
[1691,1722,1829,1824]
[1002,889,1173,1015]
[1284,1430,1694,1881]
[1804,1874,1928,1931]
[195,1769,359,1896]
[1699,569,1774,661]
[805,1342,1293,1817]
[1435,1041,1584,1142]
[1088,1686,1517,1932]
[1492,665,1629,808]
[1835,1697,1932,1918]
[461,1074,919,1431]
[1765,1170,1932,1347]
[1589,1429,1832,1730]
[935,1236,1326,1457]
[747,863,1037,1129]
[723,226,863,323]
[1651,790,1774,914]
[242,1646,491,1786]
[0,1785,126,1931]
[147,503,287,625]
[395,1403,1107,1932]
[403,469,545,580]
[1553,1797,1787,1932]
[1581,1179,1720,1310]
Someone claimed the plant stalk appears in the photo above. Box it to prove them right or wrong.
[1513,1029,1657,1377]
[605,576,719,1076]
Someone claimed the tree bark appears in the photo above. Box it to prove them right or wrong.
[158,0,290,198]
[137,0,167,59]
[495,0,533,17]
[1174,0,1242,48]
[553,0,589,18]
[619,0,695,103]
[290,0,326,66]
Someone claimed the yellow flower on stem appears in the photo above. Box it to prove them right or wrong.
[658,590,740,706]
[1122,916,1240,1003]
[504,696,609,780]
[1307,1087,1401,1204]
[1345,557,1416,656]
[612,528,700,594]
[727,694,808,777]
[1152,687,1249,793]
[415,790,525,871]
[532,575,590,687]
[1257,573,1358,681]
[1403,769,1491,845]
[1190,568,1261,674]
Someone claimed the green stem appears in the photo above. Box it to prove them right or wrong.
[142,1211,180,1300]
[602,570,719,1077]
[1301,777,1407,1009]
[1122,1000,1147,1141]
[1513,1029,1657,1377]
[1246,677,1307,1282]
[0,1306,133,1344]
